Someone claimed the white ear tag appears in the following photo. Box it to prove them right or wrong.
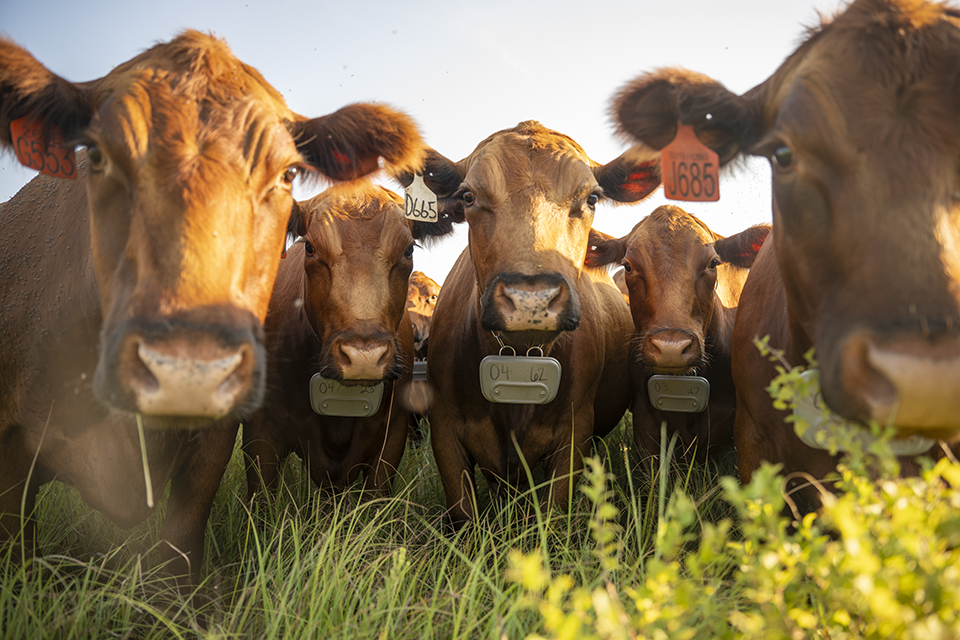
[404,173,438,223]
[309,374,383,417]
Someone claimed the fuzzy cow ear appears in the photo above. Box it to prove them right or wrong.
[594,148,661,203]
[0,38,93,174]
[611,67,757,166]
[291,103,425,182]
[585,229,627,268]
[714,224,771,268]
[286,199,307,241]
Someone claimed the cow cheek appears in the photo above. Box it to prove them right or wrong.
[248,194,295,321]
[87,177,133,310]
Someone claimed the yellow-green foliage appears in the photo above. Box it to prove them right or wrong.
[509,348,960,640]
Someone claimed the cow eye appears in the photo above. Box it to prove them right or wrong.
[708,258,721,270]
[772,146,793,169]
[404,244,415,259]
[86,145,105,170]
[586,193,599,207]
[462,190,475,205]
[430,294,438,301]
[621,262,632,273]
[303,240,315,257]
[282,166,299,185]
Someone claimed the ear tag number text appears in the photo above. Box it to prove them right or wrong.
[10,116,77,180]
[404,173,438,223]
[661,122,719,202]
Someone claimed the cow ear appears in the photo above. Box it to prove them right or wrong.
[0,38,93,152]
[291,103,425,182]
[611,67,757,166]
[287,199,307,240]
[594,148,661,203]
[585,228,626,268]
[397,148,467,243]
[714,224,770,268]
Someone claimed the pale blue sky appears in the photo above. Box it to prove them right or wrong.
[0,0,824,282]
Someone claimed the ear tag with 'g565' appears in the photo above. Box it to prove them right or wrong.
[661,121,718,202]
[10,116,77,179]
[404,173,438,223]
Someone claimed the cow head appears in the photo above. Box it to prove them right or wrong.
[400,121,660,347]
[587,205,768,373]
[0,31,424,427]
[288,183,417,384]
[406,271,440,357]
[610,0,960,436]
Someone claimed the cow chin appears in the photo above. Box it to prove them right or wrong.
[94,313,267,427]
[826,328,960,438]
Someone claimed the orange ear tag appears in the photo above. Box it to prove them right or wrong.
[660,122,718,202]
[10,116,77,179]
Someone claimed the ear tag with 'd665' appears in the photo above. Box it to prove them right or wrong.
[480,347,562,405]
[309,374,383,417]
[404,173,438,223]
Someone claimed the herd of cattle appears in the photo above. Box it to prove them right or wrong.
[2,0,960,587]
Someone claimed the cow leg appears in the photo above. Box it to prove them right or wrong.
[0,427,50,554]
[364,415,409,496]
[431,414,477,528]
[544,410,595,511]
[242,421,287,501]
[159,422,239,588]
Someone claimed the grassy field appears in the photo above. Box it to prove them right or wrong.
[3,404,960,639]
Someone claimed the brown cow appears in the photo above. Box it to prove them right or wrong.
[401,121,660,525]
[585,205,769,461]
[407,271,441,359]
[609,0,960,510]
[242,184,418,497]
[0,31,424,583]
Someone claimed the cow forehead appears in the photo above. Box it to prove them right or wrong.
[627,207,716,258]
[762,3,960,166]
[305,187,411,255]
[87,32,300,190]
[464,124,598,201]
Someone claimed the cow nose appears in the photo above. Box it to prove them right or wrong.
[494,280,568,331]
[836,331,960,433]
[645,329,700,372]
[127,340,253,418]
[338,342,390,380]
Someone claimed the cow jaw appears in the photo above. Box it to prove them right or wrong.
[834,331,960,437]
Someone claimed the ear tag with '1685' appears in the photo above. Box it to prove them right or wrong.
[309,374,383,417]
[661,121,719,202]
[404,173,438,223]
[647,375,710,413]
[480,347,561,405]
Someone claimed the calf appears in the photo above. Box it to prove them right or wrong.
[407,271,441,359]
[608,0,960,509]
[586,205,768,461]
[0,31,424,584]
[242,184,419,497]
[402,121,660,525]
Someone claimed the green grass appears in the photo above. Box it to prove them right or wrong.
[3,404,959,639]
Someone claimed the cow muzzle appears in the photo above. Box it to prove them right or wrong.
[833,330,960,438]
[100,324,264,424]
[480,273,580,333]
[330,332,398,383]
[642,328,703,374]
